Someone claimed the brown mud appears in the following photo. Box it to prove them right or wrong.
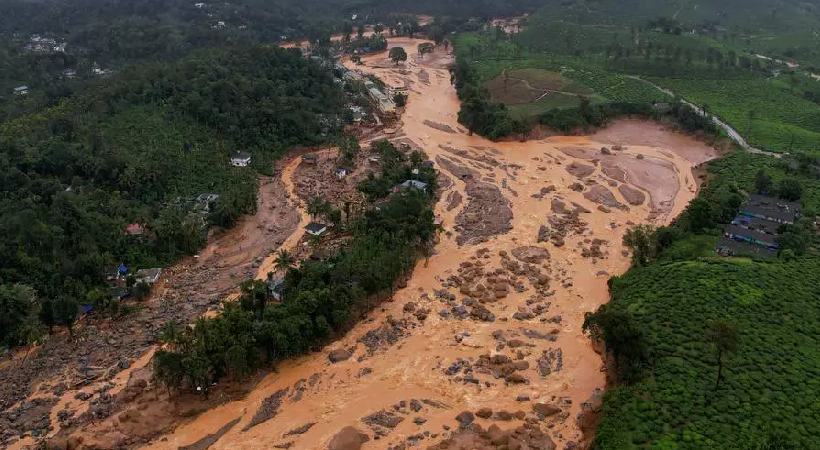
[9,36,720,450]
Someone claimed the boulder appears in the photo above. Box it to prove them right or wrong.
[532,402,562,419]
[455,411,475,427]
[328,426,369,450]
[476,407,493,419]
[328,349,352,363]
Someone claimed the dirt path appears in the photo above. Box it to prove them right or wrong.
[1,156,303,450]
[106,39,718,450]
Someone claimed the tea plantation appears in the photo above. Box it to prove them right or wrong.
[595,257,820,449]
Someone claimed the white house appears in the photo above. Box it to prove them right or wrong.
[135,268,162,285]
[194,2,205,7]
[305,222,328,236]
[334,168,348,180]
[230,151,252,167]
[13,86,29,96]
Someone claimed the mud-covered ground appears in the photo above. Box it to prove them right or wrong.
[6,36,721,450]
[47,38,716,450]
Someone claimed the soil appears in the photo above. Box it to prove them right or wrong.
[10,34,722,450]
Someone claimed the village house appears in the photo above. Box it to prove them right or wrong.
[135,268,162,285]
[194,2,205,7]
[334,168,348,180]
[718,194,800,256]
[302,154,318,165]
[230,151,252,167]
[305,222,328,236]
[723,224,778,250]
[125,223,146,236]
[13,86,29,96]
[396,179,428,193]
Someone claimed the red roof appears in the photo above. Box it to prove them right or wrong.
[125,223,145,236]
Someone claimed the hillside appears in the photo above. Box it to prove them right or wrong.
[526,0,820,32]
[0,45,344,348]
[596,257,820,449]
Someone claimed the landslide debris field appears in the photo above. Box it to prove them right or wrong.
[3,38,719,450]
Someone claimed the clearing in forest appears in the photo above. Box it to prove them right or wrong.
[484,68,601,116]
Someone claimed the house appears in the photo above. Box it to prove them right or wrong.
[62,69,76,79]
[739,204,796,225]
[723,224,778,250]
[397,179,428,193]
[653,102,672,113]
[194,2,205,7]
[13,86,29,95]
[117,263,129,279]
[335,168,348,180]
[230,151,252,167]
[421,160,435,169]
[267,278,285,301]
[196,193,220,212]
[348,105,366,122]
[134,268,162,285]
[368,155,381,164]
[125,223,145,236]
[305,222,328,236]
[302,154,318,164]
[388,85,408,96]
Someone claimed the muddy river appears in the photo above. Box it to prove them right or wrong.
[36,38,719,450]
[122,38,718,450]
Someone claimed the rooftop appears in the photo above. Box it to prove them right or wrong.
[724,224,777,244]
[400,179,428,190]
[305,222,328,233]
[739,204,797,223]
[231,151,252,160]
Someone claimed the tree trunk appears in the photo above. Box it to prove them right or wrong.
[715,350,723,390]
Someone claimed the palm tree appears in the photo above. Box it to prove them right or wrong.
[307,196,326,220]
[274,249,294,273]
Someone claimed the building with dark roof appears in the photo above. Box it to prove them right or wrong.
[723,224,778,250]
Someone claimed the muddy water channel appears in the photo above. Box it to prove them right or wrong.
[136,39,718,450]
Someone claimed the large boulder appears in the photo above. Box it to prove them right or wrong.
[328,349,352,363]
[511,246,550,264]
[328,426,369,450]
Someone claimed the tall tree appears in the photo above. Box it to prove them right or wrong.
[708,320,740,389]
[389,47,408,65]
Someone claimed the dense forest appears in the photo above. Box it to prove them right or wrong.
[153,141,439,393]
[0,46,345,348]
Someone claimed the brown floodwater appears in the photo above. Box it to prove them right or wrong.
[77,38,716,450]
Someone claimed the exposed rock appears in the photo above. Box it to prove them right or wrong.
[565,162,595,178]
[583,185,620,207]
[328,426,369,450]
[511,246,550,264]
[532,403,562,419]
[328,349,352,363]
[455,411,475,427]
[284,423,316,436]
[537,225,550,243]
[476,407,493,419]
[618,184,646,206]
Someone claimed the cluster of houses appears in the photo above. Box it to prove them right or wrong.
[717,194,800,257]
[23,35,66,53]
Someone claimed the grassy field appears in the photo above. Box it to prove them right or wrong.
[483,68,601,116]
